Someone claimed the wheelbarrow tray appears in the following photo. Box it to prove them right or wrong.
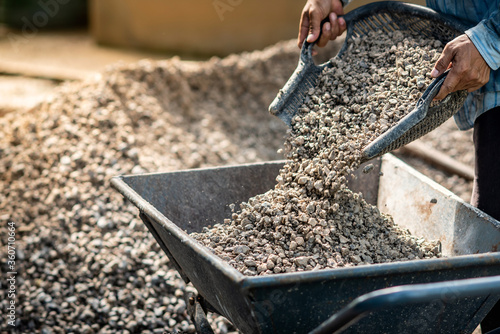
[111,154,500,334]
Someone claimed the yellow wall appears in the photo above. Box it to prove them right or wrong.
[90,0,428,56]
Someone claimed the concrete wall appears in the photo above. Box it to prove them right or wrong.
[90,0,305,56]
[90,0,427,56]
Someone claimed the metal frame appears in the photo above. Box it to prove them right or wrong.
[111,157,500,334]
[311,275,500,334]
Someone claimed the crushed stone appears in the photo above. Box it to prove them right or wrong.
[0,40,302,333]
[191,30,443,276]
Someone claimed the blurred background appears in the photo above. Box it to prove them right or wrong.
[2,1,481,333]
[0,0,425,114]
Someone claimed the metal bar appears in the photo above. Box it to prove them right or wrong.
[309,275,500,334]
[139,212,191,284]
[398,140,474,180]
[188,294,216,334]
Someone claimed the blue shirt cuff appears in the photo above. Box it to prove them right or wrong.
[465,11,500,71]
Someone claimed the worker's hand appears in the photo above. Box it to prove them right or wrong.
[431,34,491,100]
[298,0,346,52]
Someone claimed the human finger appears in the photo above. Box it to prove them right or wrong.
[328,12,341,40]
[306,11,324,43]
[431,43,455,78]
[434,70,460,100]
[338,16,346,35]
[317,21,332,47]
[298,9,311,48]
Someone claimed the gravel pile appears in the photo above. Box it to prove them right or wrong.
[191,30,443,276]
[0,31,475,332]
[0,41,304,333]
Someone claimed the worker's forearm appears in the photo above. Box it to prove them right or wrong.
[465,7,500,70]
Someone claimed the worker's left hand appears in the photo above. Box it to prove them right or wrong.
[431,34,491,100]
[298,0,346,53]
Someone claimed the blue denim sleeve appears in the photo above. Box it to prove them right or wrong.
[341,0,353,7]
[465,6,500,71]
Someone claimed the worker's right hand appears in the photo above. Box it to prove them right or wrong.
[298,0,346,50]
[431,34,491,100]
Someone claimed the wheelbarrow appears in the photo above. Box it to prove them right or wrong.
[111,154,500,334]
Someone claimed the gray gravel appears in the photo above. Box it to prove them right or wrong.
[191,30,442,276]
[0,40,304,333]
[0,32,475,332]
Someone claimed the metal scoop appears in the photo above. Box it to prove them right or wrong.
[269,1,469,163]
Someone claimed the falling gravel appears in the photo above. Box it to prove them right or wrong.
[191,30,443,276]
[0,41,304,333]
[0,31,473,332]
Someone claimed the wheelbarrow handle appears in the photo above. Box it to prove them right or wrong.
[187,294,215,334]
[309,275,500,334]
